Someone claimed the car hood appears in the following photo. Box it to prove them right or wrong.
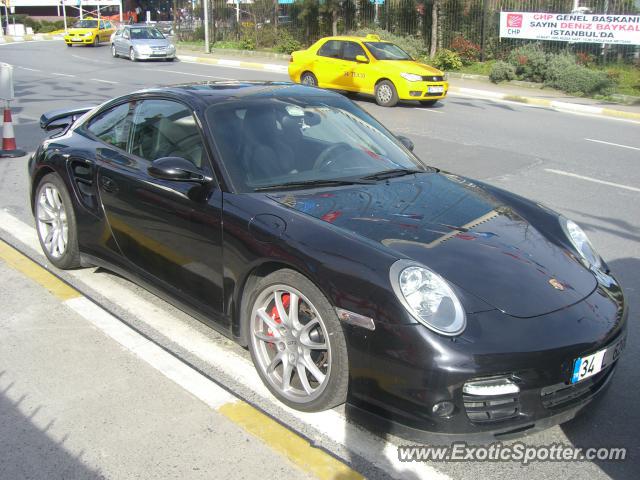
[267,173,597,318]
[131,39,172,47]
[378,60,443,77]
[67,28,97,34]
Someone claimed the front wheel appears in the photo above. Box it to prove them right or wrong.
[111,44,118,57]
[129,48,137,62]
[300,71,318,87]
[247,269,349,412]
[66,43,73,47]
[92,36,99,47]
[34,173,81,270]
[375,80,399,107]
[420,100,438,107]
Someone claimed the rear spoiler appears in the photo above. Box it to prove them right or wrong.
[40,106,96,131]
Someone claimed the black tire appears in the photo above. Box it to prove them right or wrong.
[111,44,118,57]
[66,43,73,47]
[247,269,349,412]
[374,80,399,107]
[420,100,438,107]
[92,36,99,47]
[165,57,175,62]
[300,71,318,87]
[34,173,81,270]
[129,48,137,62]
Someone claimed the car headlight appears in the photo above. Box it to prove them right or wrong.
[83,32,93,37]
[400,72,423,82]
[390,260,466,336]
[561,218,603,270]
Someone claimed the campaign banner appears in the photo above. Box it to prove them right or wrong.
[500,12,640,45]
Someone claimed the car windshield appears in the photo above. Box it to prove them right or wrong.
[206,96,429,192]
[364,42,413,61]
[130,27,165,39]
[74,20,98,28]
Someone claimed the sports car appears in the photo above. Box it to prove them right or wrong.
[30,82,626,439]
[289,34,448,107]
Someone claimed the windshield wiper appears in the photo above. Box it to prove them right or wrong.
[254,178,374,192]
[361,168,424,181]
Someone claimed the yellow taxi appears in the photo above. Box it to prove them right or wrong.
[64,18,116,47]
[288,34,448,107]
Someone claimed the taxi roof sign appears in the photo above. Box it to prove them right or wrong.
[364,34,381,41]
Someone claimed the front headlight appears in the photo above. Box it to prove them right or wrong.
[390,260,466,335]
[561,218,603,270]
[83,32,93,37]
[400,72,423,82]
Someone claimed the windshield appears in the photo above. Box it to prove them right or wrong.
[206,96,428,192]
[74,20,98,28]
[364,42,412,61]
[130,27,165,40]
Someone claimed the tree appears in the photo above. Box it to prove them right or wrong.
[430,0,440,57]
[319,0,341,36]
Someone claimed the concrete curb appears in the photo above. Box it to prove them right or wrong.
[450,86,640,121]
[178,54,288,73]
[0,34,64,43]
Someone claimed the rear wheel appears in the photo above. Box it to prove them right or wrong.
[375,80,398,107]
[34,173,81,270]
[247,269,349,412]
[300,71,318,87]
[420,100,438,107]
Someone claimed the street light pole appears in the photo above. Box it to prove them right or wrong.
[203,0,210,53]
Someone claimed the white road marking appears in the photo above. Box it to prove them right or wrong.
[544,169,640,193]
[178,58,289,76]
[154,68,233,80]
[417,107,444,114]
[51,72,75,77]
[17,66,41,72]
[585,138,640,152]
[72,54,112,64]
[0,209,451,480]
[91,78,119,84]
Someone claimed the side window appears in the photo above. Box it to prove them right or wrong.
[85,102,134,151]
[130,99,204,168]
[343,42,366,61]
[317,40,342,59]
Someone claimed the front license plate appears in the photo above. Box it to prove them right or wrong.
[428,86,444,94]
[71,39,82,42]
[571,336,625,384]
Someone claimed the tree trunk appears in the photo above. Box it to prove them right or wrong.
[430,0,438,58]
[332,9,338,36]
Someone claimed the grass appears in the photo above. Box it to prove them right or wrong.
[599,63,640,97]
[457,60,495,75]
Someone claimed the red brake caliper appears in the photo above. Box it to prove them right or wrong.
[266,293,290,344]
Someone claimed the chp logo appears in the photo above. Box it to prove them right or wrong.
[506,13,523,35]
[507,13,523,28]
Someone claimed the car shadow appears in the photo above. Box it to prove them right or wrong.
[561,256,640,478]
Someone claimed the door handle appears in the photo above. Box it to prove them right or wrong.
[99,176,118,193]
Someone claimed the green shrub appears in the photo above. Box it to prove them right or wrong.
[432,49,463,71]
[238,36,256,50]
[275,29,302,54]
[507,43,548,83]
[545,53,614,96]
[489,61,517,83]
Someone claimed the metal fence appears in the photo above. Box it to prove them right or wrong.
[171,0,640,61]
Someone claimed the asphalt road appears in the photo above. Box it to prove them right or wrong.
[0,40,639,480]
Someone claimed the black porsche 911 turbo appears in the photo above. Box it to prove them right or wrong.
[31,82,626,440]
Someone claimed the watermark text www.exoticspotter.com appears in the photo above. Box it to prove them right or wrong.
[398,442,627,465]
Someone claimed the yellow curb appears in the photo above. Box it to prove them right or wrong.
[502,95,552,107]
[0,239,80,301]
[219,401,363,480]
[601,108,640,121]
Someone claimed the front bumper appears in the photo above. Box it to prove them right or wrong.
[65,36,95,45]
[133,50,176,60]
[396,81,449,101]
[344,275,627,439]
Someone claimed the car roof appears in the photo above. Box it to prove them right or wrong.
[320,35,391,43]
[126,81,344,108]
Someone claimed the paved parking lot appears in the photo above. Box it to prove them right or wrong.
[0,40,638,480]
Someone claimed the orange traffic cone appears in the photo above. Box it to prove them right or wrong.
[1,102,26,158]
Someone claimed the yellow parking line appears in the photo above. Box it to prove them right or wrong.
[219,402,363,480]
[0,240,80,301]
[0,238,363,479]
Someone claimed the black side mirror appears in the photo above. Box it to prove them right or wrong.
[397,135,414,152]
[148,157,210,183]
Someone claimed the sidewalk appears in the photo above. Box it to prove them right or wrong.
[176,46,640,122]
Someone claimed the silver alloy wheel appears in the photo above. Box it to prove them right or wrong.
[377,84,393,104]
[129,48,136,61]
[36,183,68,259]
[111,44,117,57]
[301,73,316,86]
[250,285,331,403]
